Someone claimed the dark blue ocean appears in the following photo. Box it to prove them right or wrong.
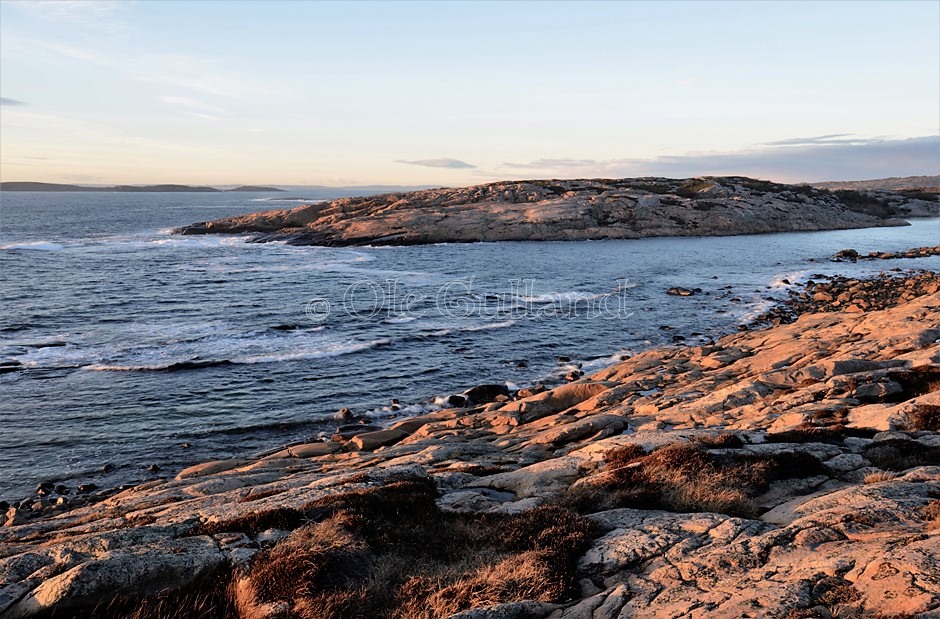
[1,190,938,500]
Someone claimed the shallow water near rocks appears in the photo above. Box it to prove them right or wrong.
[1,191,938,499]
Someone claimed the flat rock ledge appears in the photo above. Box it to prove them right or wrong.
[174,176,938,246]
[2,291,940,618]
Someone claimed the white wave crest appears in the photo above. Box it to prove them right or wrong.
[1,241,64,252]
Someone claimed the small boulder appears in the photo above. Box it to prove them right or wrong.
[349,429,410,451]
[834,248,859,262]
[464,384,510,405]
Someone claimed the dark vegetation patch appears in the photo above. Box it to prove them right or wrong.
[431,464,507,477]
[240,480,601,619]
[560,442,827,518]
[238,487,285,503]
[630,181,674,194]
[77,571,236,619]
[920,500,940,530]
[766,407,879,444]
[735,177,780,193]
[196,504,310,537]
[766,425,878,444]
[888,367,940,431]
[602,443,647,468]
[692,200,721,211]
[675,179,714,198]
[832,189,895,218]
[863,440,940,471]
[896,187,939,201]
[185,476,602,619]
[910,404,940,432]
[696,433,746,449]
[782,578,862,618]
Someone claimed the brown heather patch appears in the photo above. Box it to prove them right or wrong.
[767,424,878,444]
[920,500,940,530]
[695,433,746,449]
[238,487,285,503]
[175,476,601,619]
[195,504,310,537]
[862,440,940,472]
[602,443,647,468]
[563,442,828,519]
[909,404,940,432]
[239,481,601,619]
[61,477,601,619]
[80,571,237,619]
[783,578,863,618]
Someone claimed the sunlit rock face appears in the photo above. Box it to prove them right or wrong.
[176,176,938,246]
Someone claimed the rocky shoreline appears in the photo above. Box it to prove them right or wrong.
[2,270,939,618]
[175,177,938,246]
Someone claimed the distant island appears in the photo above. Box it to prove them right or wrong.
[177,175,939,246]
[224,185,286,192]
[0,182,285,193]
[812,175,940,192]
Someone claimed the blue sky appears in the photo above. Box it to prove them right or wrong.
[1,0,938,185]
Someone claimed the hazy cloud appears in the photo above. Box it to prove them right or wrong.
[502,158,598,170]
[182,112,220,121]
[160,96,226,120]
[497,136,940,183]
[763,134,873,147]
[36,41,267,98]
[0,98,27,106]
[7,0,130,33]
[397,158,476,169]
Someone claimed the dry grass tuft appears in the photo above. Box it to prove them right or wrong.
[863,470,900,484]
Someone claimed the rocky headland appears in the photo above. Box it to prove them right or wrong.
[175,176,939,246]
[2,268,940,618]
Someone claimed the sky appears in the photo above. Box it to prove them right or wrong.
[0,0,938,186]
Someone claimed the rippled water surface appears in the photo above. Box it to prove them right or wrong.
[1,191,938,499]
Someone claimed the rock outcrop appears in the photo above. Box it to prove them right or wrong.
[175,176,938,246]
[2,276,939,617]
